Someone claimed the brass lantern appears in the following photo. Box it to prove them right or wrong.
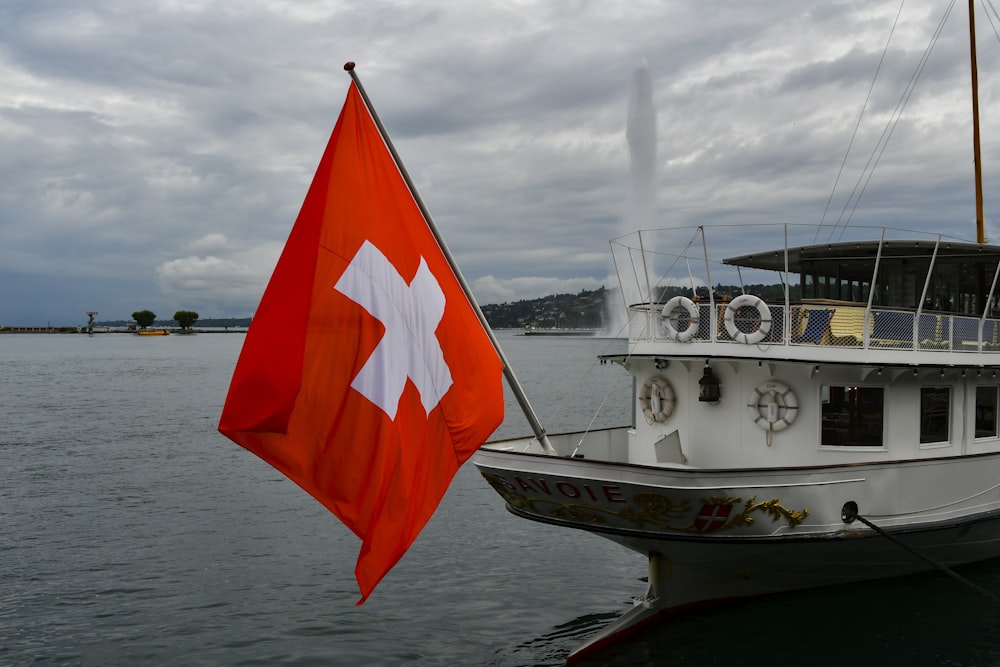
[698,364,720,403]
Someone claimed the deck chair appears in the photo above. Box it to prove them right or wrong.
[796,309,834,344]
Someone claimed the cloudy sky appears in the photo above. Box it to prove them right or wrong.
[3,0,999,325]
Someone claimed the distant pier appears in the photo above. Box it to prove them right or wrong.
[523,327,598,337]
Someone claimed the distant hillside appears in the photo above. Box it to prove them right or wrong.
[480,282,800,330]
[481,287,609,329]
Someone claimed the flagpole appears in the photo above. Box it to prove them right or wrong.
[344,62,557,456]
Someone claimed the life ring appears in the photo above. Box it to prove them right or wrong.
[724,294,772,345]
[639,375,676,423]
[661,296,700,342]
[747,380,798,432]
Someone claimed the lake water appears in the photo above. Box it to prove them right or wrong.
[4,331,1000,666]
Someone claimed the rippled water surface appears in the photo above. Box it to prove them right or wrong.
[4,332,1000,666]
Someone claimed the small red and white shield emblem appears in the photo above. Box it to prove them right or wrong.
[694,504,733,532]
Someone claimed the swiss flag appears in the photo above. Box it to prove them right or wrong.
[693,504,732,532]
[218,82,505,602]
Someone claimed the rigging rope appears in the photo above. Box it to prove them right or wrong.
[826,0,956,241]
[841,501,1000,604]
[816,0,905,243]
[982,0,1000,44]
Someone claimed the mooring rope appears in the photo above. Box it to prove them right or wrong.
[841,501,1000,604]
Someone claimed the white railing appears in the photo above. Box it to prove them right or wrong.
[636,302,1000,353]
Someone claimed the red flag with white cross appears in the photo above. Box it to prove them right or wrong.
[218,82,505,603]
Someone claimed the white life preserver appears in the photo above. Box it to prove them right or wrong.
[747,380,798,432]
[661,296,700,342]
[724,294,772,345]
[639,375,676,423]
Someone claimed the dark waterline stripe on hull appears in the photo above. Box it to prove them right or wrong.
[504,503,1000,544]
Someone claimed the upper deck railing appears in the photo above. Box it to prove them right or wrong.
[628,300,1000,354]
[610,224,1000,357]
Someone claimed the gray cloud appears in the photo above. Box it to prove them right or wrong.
[1,0,997,325]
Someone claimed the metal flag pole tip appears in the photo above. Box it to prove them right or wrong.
[344,61,355,71]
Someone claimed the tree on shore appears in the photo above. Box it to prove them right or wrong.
[173,310,199,330]
[132,310,156,329]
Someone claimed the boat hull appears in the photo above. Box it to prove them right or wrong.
[565,516,1000,660]
[473,440,1000,660]
[598,510,1000,600]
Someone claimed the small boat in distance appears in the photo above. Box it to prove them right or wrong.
[136,329,170,336]
[523,325,598,337]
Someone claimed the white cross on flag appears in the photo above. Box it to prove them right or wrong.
[334,240,452,420]
[219,82,505,603]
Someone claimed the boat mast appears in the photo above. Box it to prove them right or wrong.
[970,0,985,244]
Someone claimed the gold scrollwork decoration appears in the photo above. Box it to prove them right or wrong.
[479,472,809,534]
[550,506,610,525]
[723,496,810,530]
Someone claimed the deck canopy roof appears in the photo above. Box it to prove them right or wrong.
[723,239,998,278]
[722,239,1000,313]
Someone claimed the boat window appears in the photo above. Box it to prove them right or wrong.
[919,386,951,444]
[803,271,869,303]
[922,258,1000,315]
[976,386,998,438]
[881,268,921,309]
[925,263,958,312]
[820,385,884,447]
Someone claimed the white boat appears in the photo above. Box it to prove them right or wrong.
[473,5,1000,661]
[475,225,1000,658]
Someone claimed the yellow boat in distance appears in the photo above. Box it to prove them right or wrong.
[136,329,170,336]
